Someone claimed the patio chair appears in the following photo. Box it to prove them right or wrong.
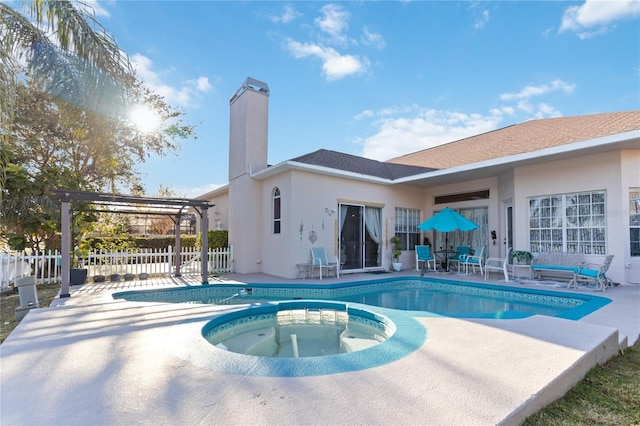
[459,246,485,275]
[447,246,470,272]
[569,254,614,292]
[485,248,510,282]
[415,245,436,276]
[311,247,340,280]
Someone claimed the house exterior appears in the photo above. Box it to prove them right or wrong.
[199,77,640,285]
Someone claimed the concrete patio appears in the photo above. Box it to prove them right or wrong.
[1,271,638,425]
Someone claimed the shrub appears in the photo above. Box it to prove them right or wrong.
[207,230,228,249]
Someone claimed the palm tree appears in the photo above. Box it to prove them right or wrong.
[0,0,135,190]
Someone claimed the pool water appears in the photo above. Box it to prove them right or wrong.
[114,277,611,320]
[204,303,391,358]
[340,286,566,317]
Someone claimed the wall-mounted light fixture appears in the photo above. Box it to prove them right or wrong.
[325,208,336,216]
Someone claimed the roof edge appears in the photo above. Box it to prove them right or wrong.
[394,129,640,184]
[250,160,395,184]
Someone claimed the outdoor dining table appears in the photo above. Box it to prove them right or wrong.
[434,249,454,271]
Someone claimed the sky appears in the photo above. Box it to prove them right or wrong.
[41,1,640,197]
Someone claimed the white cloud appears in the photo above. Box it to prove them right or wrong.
[194,76,213,92]
[467,2,491,30]
[499,79,575,101]
[359,109,504,161]
[534,103,563,118]
[130,54,212,106]
[353,109,375,120]
[171,183,226,199]
[559,0,640,37]
[361,27,386,49]
[315,3,351,45]
[270,4,301,24]
[356,79,573,161]
[284,38,368,80]
[278,3,382,80]
[474,9,490,29]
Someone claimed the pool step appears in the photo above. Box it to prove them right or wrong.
[224,326,277,357]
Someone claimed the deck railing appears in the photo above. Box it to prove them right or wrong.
[0,246,234,289]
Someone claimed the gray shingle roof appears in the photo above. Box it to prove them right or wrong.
[291,149,435,180]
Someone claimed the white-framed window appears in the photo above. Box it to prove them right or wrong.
[395,208,421,250]
[630,188,640,257]
[273,187,281,234]
[529,191,606,254]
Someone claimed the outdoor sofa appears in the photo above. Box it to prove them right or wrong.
[531,252,584,281]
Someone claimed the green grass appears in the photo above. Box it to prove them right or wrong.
[1,283,639,424]
[524,340,640,425]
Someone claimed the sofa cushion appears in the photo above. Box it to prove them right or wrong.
[531,252,584,280]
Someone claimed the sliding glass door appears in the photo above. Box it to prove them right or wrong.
[339,203,382,271]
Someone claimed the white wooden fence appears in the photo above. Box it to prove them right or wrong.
[1,249,61,288]
[0,246,233,289]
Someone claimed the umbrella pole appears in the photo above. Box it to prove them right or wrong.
[445,233,449,271]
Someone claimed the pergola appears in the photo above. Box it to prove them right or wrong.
[51,189,213,298]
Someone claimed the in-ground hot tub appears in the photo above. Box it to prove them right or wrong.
[203,300,394,358]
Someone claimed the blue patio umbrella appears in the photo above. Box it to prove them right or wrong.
[417,207,479,270]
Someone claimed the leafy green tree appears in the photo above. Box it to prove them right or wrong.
[1,0,135,191]
[1,1,196,251]
[90,213,135,253]
[11,78,191,192]
[1,0,136,249]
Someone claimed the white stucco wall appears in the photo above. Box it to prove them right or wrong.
[421,177,501,258]
[228,87,269,181]
[205,192,229,232]
[621,149,640,284]
[257,173,293,277]
[252,170,426,278]
[513,150,638,284]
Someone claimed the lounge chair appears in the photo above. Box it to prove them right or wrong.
[459,246,485,275]
[447,246,470,272]
[415,245,436,276]
[485,249,510,282]
[569,254,614,292]
[311,247,339,280]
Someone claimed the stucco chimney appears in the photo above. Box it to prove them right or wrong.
[228,77,269,181]
[227,77,269,275]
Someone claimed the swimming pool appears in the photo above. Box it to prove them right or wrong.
[114,277,611,320]
[115,277,611,377]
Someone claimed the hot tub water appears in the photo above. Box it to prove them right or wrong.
[204,303,393,358]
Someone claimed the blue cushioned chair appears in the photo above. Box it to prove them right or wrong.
[415,245,436,276]
[569,254,614,292]
[311,247,339,280]
[447,246,470,272]
[460,246,485,275]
